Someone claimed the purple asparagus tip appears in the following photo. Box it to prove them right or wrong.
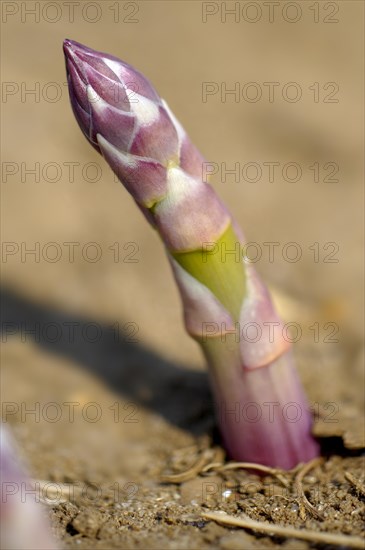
[63,39,174,160]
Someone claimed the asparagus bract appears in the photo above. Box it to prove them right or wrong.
[63,39,319,468]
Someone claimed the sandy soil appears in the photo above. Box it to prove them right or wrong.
[1,1,364,548]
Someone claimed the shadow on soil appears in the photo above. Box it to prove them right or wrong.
[0,286,214,435]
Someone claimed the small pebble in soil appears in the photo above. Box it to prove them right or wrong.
[180,476,223,506]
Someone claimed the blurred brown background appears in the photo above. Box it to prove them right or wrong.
[2,1,364,366]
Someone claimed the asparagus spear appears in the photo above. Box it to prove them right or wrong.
[0,427,58,549]
[63,39,319,468]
